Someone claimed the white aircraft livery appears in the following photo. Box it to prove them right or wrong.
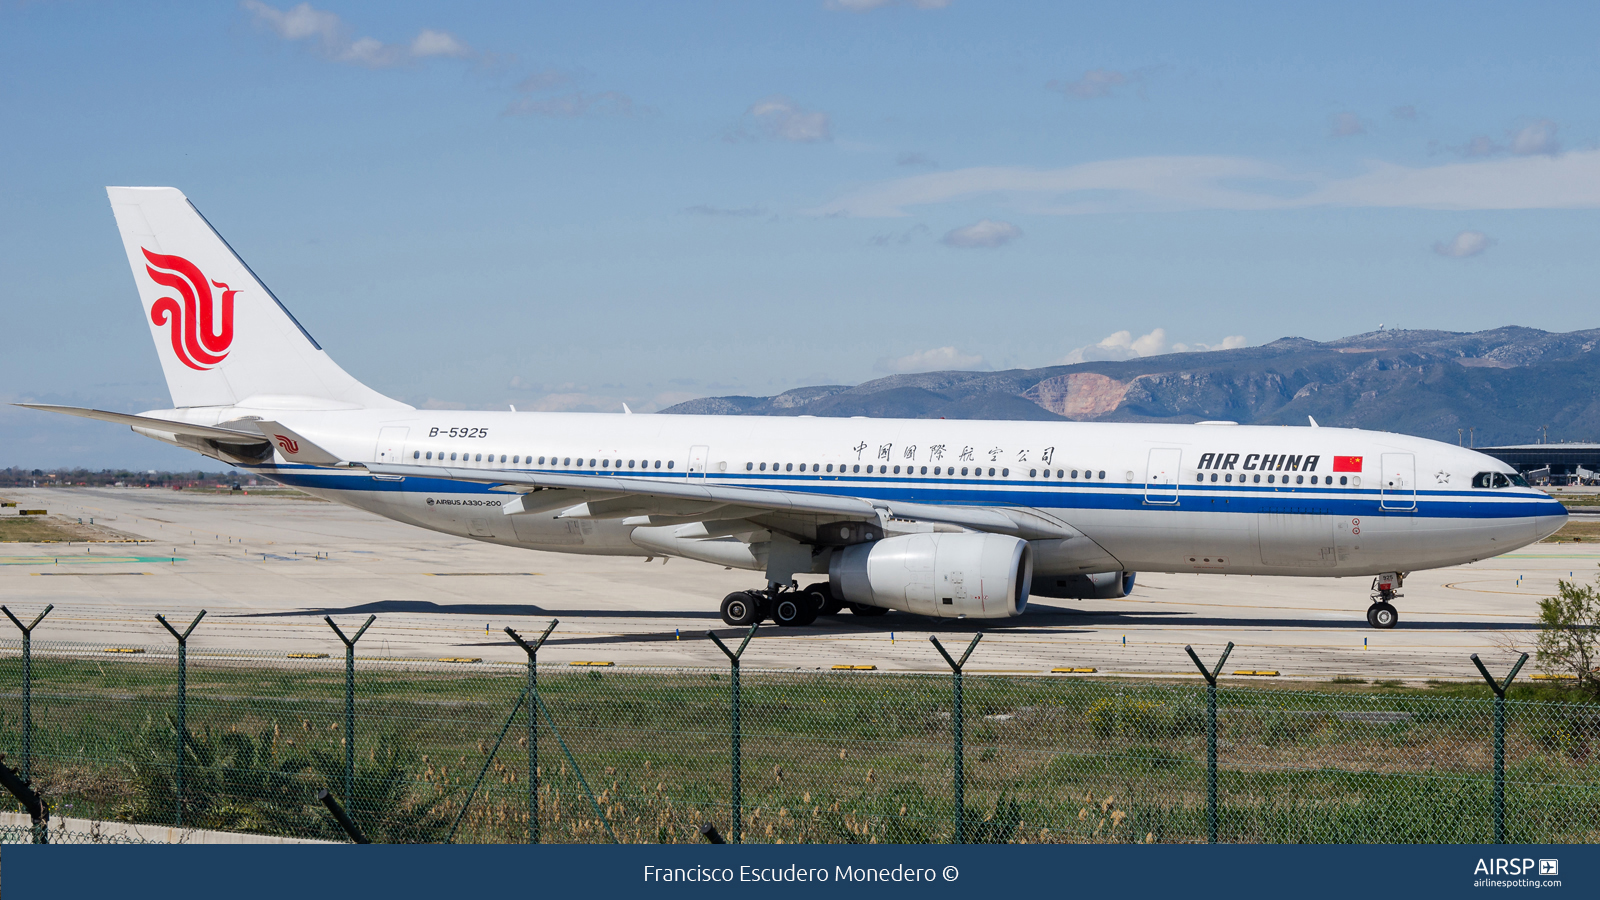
[24,187,1568,629]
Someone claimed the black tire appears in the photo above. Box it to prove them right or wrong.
[1371,602,1398,629]
[806,584,844,616]
[773,595,819,627]
[847,602,890,617]
[721,591,760,627]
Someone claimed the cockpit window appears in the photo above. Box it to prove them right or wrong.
[1473,471,1527,488]
[1472,472,1493,488]
[1509,472,1530,487]
[1491,473,1509,488]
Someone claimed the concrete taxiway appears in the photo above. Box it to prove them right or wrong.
[1,487,1592,681]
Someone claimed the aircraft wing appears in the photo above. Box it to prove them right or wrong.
[16,403,269,445]
[361,462,1075,540]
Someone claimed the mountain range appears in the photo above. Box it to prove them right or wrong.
[660,327,1600,446]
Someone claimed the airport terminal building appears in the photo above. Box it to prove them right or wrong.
[1477,443,1600,484]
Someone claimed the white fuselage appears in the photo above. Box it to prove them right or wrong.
[158,404,1568,580]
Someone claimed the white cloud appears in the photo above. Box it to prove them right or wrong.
[941,219,1021,248]
[1510,119,1559,156]
[812,149,1600,217]
[826,0,950,11]
[1433,230,1493,258]
[411,28,473,59]
[1048,69,1131,100]
[737,96,832,143]
[1331,112,1365,137]
[242,2,477,69]
[1058,329,1247,364]
[875,346,988,374]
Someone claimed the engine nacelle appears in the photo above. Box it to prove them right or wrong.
[1030,571,1136,600]
[829,532,1032,619]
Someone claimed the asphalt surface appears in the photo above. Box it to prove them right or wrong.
[2,486,1594,682]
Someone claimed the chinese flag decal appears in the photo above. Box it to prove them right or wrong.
[1333,456,1364,472]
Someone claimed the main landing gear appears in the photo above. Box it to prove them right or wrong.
[1365,572,1404,629]
[720,584,821,628]
[718,582,887,627]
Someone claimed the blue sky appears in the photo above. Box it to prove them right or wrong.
[4,1,1599,468]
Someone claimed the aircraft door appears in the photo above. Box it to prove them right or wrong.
[1143,448,1181,504]
[374,427,409,464]
[688,445,709,477]
[1380,453,1416,511]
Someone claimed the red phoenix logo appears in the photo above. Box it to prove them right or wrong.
[274,435,300,455]
[143,248,236,371]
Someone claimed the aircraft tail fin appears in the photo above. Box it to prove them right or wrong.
[106,186,407,411]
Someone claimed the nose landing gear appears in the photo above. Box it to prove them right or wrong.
[1365,572,1404,629]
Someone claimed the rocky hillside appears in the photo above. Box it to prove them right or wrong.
[660,327,1600,445]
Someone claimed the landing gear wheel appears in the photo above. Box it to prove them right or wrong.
[807,583,844,616]
[721,592,761,627]
[847,603,889,617]
[773,594,819,627]
[1366,602,1398,629]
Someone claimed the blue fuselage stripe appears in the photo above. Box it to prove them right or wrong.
[248,465,1564,521]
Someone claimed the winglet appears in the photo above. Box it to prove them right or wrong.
[623,403,633,415]
[255,421,343,466]
[1308,416,1319,427]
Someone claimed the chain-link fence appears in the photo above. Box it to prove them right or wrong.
[1,627,1598,845]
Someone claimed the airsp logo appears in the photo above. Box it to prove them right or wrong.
[426,497,435,506]
[1474,858,1551,876]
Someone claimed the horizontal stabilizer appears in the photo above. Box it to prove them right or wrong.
[15,404,268,445]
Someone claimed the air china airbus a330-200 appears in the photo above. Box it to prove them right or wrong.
[23,187,1568,629]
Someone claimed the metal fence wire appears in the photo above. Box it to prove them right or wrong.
[1,633,1598,844]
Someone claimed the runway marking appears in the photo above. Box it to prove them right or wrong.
[1443,581,1552,596]
[0,556,186,565]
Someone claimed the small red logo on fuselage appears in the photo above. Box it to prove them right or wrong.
[142,248,236,371]
[275,435,300,455]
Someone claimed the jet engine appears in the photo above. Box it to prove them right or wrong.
[828,532,1032,619]
[1030,571,1136,599]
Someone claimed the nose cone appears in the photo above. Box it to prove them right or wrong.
[1533,499,1569,542]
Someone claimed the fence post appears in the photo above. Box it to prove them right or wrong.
[1471,652,1528,844]
[930,633,983,844]
[1,604,53,783]
[156,610,206,828]
[505,619,558,843]
[325,615,375,820]
[0,760,48,844]
[707,623,758,844]
[1184,641,1233,844]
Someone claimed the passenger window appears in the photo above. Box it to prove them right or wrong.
[1043,469,1051,479]
[1071,470,1078,478]
[1340,476,1347,485]
[1033,469,1040,478]
[1195,473,1203,482]
[1296,475,1304,484]
[589,459,596,467]
[1002,468,1009,477]
[667,460,674,469]
[853,465,860,473]
[562,457,570,465]
[745,462,753,471]
[602,459,609,468]
[630,460,637,469]
[450,452,458,461]
[921,466,928,474]
[893,465,901,474]
[826,464,833,472]
[988,468,995,477]
[759,463,766,471]
[425,451,432,460]
[1057,470,1063,479]
[961,467,969,476]
[786,463,793,472]
[1225,474,1232,483]
[1098,471,1106,479]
